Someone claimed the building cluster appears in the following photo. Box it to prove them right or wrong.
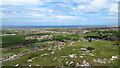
[69,29,90,33]
[2,50,36,62]
[25,35,53,41]
[45,41,65,45]
[93,55,118,64]
[1,34,16,36]
[13,29,71,35]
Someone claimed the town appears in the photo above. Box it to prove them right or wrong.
[1,27,119,67]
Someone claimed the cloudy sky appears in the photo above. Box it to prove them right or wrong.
[1,0,119,26]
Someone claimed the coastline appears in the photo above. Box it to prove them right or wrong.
[1,25,117,29]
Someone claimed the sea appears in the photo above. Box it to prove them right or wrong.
[2,25,113,29]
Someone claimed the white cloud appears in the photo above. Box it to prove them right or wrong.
[75,0,91,3]
[107,17,118,19]
[30,14,44,17]
[63,0,91,3]
[56,15,76,20]
[1,0,118,23]
[1,0,44,6]
[49,10,53,12]
[74,0,118,17]
[55,3,72,8]
[109,0,119,2]
[74,0,110,12]
[31,8,54,13]
[100,16,118,19]
[87,0,109,12]
[56,15,87,20]
[75,5,86,10]
[28,12,56,19]
[108,3,118,15]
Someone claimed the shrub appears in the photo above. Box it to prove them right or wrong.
[87,47,95,50]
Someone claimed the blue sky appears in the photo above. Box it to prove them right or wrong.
[1,0,119,26]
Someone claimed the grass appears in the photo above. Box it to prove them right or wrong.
[35,42,55,46]
[72,40,119,66]
[2,48,33,57]
[81,32,99,36]
[3,50,52,66]
[2,33,55,48]
[3,40,119,66]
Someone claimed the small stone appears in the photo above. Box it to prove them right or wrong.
[15,64,19,66]
[80,56,84,58]
[29,65,31,67]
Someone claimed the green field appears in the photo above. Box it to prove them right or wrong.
[2,48,33,57]
[3,40,119,66]
[2,33,55,47]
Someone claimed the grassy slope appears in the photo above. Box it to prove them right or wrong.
[73,40,119,66]
[3,50,52,66]
[3,40,119,66]
[2,48,33,57]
